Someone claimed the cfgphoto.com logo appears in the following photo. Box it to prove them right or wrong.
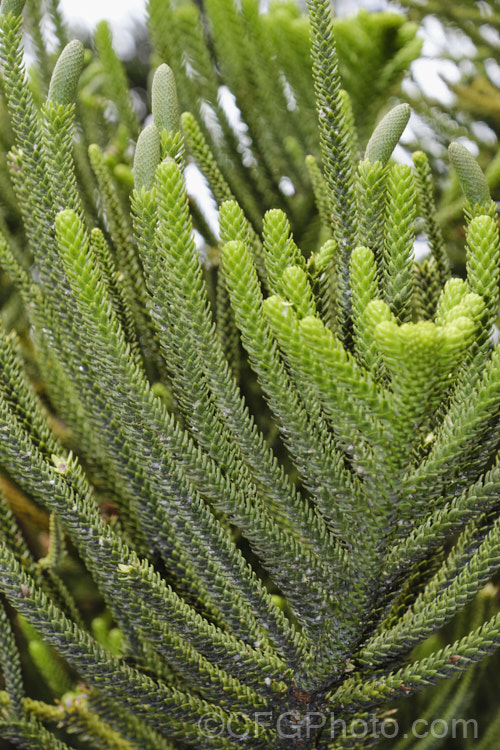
[198,711,478,742]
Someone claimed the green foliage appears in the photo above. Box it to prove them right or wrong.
[0,1,499,749]
[395,0,500,281]
[145,0,421,244]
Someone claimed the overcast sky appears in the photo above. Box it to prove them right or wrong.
[59,0,146,29]
[58,0,394,28]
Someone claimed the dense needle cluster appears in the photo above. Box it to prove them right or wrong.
[0,0,499,748]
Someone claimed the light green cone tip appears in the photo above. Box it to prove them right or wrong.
[133,123,161,191]
[221,239,244,268]
[314,239,336,271]
[152,63,179,134]
[55,208,77,231]
[266,208,285,222]
[435,278,468,325]
[298,314,324,339]
[365,298,393,326]
[374,318,399,343]
[412,150,427,169]
[438,317,476,362]
[398,320,437,349]
[351,245,375,265]
[365,103,411,165]
[1,0,25,16]
[448,142,491,207]
[442,316,475,342]
[48,40,85,105]
[468,213,497,236]
[281,265,316,317]
[442,294,485,327]
[262,293,288,324]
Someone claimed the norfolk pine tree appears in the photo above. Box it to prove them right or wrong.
[0,0,500,748]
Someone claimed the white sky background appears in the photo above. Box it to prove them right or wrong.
[59,0,146,31]
[58,0,146,59]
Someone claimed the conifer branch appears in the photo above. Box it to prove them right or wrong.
[1,2,500,747]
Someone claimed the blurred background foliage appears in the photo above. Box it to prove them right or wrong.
[390,0,500,274]
[1,2,500,748]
